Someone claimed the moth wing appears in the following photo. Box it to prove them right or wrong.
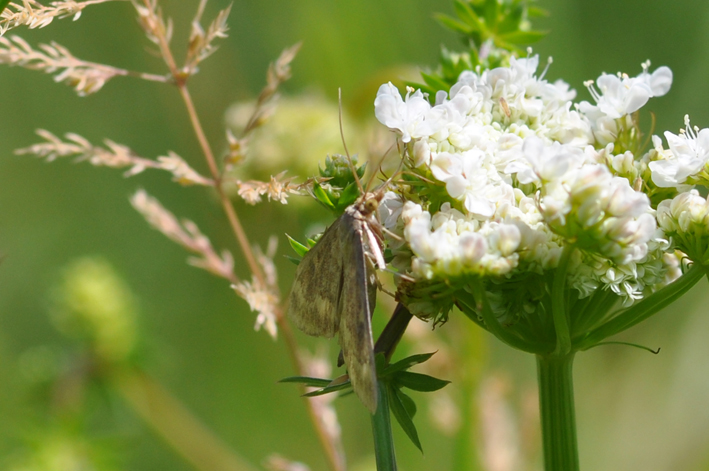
[288,216,347,338]
[339,216,378,413]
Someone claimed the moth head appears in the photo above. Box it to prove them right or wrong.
[362,194,380,215]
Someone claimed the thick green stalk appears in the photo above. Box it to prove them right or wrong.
[537,353,579,471]
[551,246,574,355]
[371,382,397,471]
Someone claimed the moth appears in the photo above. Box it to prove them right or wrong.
[288,187,388,414]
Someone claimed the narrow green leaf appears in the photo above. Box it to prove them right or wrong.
[453,0,483,31]
[434,13,474,35]
[279,376,332,387]
[338,181,361,208]
[312,183,335,210]
[395,371,451,392]
[421,72,450,94]
[383,352,436,375]
[483,0,498,28]
[497,4,523,34]
[388,385,423,452]
[356,161,368,180]
[0,0,10,14]
[398,389,417,418]
[303,379,353,397]
[284,255,301,266]
[499,30,547,45]
[286,234,309,257]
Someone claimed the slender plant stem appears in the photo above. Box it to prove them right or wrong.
[175,50,347,471]
[178,62,348,471]
[536,353,579,471]
[113,369,257,471]
[137,3,347,470]
[372,384,398,471]
[176,84,265,285]
[551,245,574,355]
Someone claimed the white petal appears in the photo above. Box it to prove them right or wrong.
[431,152,463,181]
[648,66,672,96]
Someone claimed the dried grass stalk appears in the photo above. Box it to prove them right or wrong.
[183,3,230,76]
[0,35,131,94]
[17,130,213,186]
[242,43,301,136]
[0,0,115,35]
[230,172,314,205]
[232,236,281,339]
[132,0,172,48]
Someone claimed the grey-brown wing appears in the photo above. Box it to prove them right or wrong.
[339,218,378,413]
[288,216,347,338]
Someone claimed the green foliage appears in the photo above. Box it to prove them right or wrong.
[313,154,367,215]
[388,384,422,452]
[438,0,547,52]
[281,351,450,452]
[285,234,309,265]
[410,0,548,98]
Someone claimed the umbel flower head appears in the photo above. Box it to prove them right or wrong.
[373,52,706,354]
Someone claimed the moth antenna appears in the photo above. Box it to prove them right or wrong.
[375,143,407,194]
[365,142,397,194]
[338,88,365,195]
[402,170,435,184]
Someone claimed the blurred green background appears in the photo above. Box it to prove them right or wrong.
[3,0,709,470]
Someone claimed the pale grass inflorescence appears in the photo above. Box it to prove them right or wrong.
[0,0,112,33]
[5,1,350,470]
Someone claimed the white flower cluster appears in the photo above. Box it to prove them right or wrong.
[657,190,709,264]
[657,190,709,234]
[376,55,676,301]
[580,61,672,145]
[649,115,709,189]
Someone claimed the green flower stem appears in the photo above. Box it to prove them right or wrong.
[576,264,703,350]
[537,353,579,471]
[552,246,574,355]
[371,381,398,471]
[461,284,547,353]
[570,290,618,338]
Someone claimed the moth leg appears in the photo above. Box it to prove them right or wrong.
[381,226,403,241]
[363,224,386,270]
